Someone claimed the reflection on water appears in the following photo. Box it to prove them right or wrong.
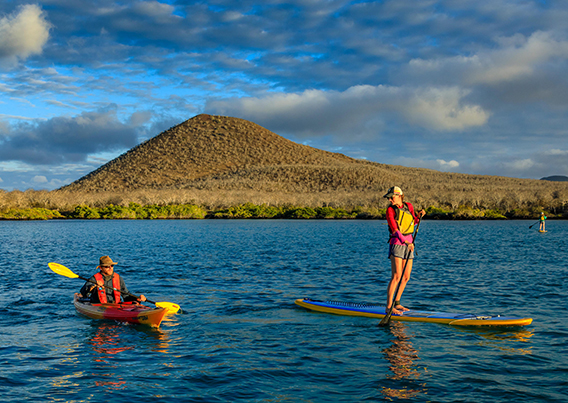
[150,316,177,353]
[380,322,427,400]
[379,324,534,399]
[88,323,131,389]
[89,323,134,361]
[456,326,534,354]
[86,320,175,390]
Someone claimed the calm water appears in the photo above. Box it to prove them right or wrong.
[1,219,567,402]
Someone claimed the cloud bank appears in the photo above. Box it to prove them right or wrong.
[0,107,139,165]
[206,85,489,138]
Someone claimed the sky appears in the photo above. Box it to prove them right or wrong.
[1,0,568,191]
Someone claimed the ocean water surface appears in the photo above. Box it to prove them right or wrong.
[1,219,567,402]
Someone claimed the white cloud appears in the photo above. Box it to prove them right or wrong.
[133,1,176,17]
[547,149,568,156]
[437,159,460,169]
[394,157,463,174]
[404,87,489,131]
[507,158,536,171]
[0,5,52,67]
[473,31,568,84]
[32,175,48,183]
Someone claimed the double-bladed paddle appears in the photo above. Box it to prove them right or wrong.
[378,218,422,327]
[48,262,181,314]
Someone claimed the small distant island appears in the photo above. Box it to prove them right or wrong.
[1,114,567,220]
[541,175,568,182]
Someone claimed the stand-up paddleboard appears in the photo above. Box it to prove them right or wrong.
[539,230,547,233]
[295,298,532,326]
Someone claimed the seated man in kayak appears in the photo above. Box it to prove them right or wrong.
[79,256,147,304]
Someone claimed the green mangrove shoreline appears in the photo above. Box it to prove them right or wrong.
[0,203,565,220]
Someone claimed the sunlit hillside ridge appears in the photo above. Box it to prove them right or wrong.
[1,114,567,218]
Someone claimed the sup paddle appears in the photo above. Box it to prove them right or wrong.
[48,262,181,314]
[528,221,540,229]
[378,218,422,327]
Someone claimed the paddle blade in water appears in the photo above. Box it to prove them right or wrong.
[48,262,79,279]
[156,302,181,314]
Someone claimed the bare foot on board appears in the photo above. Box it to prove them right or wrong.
[395,304,409,312]
[388,306,403,316]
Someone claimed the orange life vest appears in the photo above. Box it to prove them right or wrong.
[94,272,122,303]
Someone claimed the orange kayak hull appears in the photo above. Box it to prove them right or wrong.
[74,294,167,328]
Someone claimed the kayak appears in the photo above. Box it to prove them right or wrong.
[295,298,533,327]
[73,293,167,328]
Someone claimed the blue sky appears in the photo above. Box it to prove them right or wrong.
[1,0,568,191]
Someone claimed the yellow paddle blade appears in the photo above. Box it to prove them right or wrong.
[48,262,79,279]
[156,301,180,314]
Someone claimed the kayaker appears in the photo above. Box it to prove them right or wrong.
[539,212,547,231]
[384,186,425,315]
[79,256,147,303]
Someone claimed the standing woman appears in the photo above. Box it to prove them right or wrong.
[539,212,547,232]
[384,186,425,315]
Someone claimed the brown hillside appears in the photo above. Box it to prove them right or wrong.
[62,114,392,192]
[60,114,568,214]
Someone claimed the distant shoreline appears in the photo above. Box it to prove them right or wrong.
[0,203,565,221]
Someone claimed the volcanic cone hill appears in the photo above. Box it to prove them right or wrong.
[60,114,568,213]
[61,114,400,193]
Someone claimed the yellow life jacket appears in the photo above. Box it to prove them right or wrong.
[390,203,415,235]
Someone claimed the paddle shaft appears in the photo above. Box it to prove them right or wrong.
[379,218,422,327]
[529,220,540,229]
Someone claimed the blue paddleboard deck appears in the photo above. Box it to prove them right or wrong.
[295,298,532,327]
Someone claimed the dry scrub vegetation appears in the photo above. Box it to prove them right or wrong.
[1,114,567,218]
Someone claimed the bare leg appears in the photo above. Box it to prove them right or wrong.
[387,256,404,315]
[387,255,413,314]
[395,259,413,311]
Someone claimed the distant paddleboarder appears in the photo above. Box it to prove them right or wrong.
[539,212,547,232]
[384,186,425,315]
